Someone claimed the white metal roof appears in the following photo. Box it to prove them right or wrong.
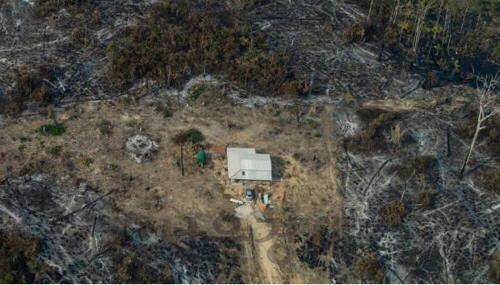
[227,148,272,180]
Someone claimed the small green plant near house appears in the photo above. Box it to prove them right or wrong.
[49,146,63,157]
[37,122,65,136]
[172,128,205,144]
[18,144,25,151]
[172,128,204,177]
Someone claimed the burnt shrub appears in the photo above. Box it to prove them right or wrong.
[106,1,302,95]
[380,200,405,227]
[6,64,59,116]
[481,169,500,193]
[412,155,438,173]
[0,230,45,283]
[491,255,500,282]
[356,253,386,283]
[35,0,91,17]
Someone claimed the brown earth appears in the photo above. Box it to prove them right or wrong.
[0,96,342,283]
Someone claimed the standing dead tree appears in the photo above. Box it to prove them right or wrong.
[413,0,437,54]
[459,75,500,179]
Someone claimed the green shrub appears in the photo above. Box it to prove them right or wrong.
[172,128,204,144]
[37,123,66,136]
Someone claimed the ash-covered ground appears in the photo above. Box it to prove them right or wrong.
[0,174,242,283]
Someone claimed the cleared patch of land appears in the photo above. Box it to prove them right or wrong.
[0,95,342,282]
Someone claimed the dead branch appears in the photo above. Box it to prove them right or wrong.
[52,190,114,224]
[363,159,391,196]
[459,75,500,179]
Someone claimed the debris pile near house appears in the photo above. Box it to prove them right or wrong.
[234,203,254,219]
[126,135,159,163]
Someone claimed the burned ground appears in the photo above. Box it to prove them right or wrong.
[1,0,500,284]
[332,91,500,283]
[0,175,243,283]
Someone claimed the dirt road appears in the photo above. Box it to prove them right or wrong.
[246,215,283,284]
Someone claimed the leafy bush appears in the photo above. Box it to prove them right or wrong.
[37,123,66,136]
[172,128,204,144]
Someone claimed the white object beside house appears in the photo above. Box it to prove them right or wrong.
[227,147,272,182]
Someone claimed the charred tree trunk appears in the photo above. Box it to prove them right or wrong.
[181,143,185,177]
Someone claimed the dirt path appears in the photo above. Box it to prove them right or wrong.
[245,215,283,284]
[247,216,283,283]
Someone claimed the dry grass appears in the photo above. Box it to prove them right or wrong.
[390,123,407,146]
[0,97,341,235]
[361,113,391,143]
[0,96,343,283]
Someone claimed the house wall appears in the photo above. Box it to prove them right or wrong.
[231,169,272,181]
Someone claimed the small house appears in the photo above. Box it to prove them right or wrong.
[227,147,272,182]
